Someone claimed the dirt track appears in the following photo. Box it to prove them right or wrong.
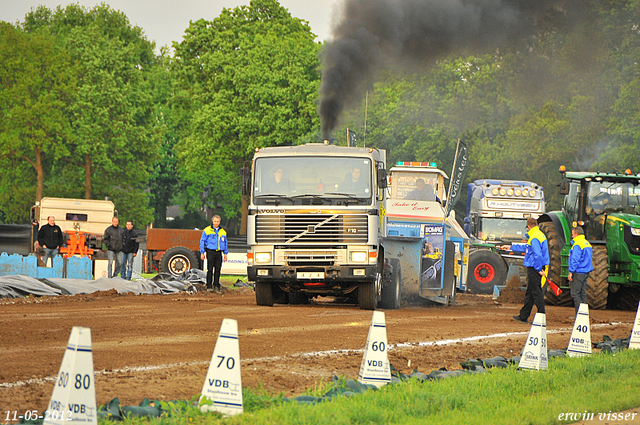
[1,287,637,417]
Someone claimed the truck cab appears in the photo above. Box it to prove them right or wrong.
[464,180,545,294]
[244,143,388,309]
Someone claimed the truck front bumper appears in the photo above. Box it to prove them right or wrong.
[248,264,378,285]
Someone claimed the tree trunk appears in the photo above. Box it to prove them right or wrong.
[35,147,44,202]
[84,154,92,199]
[240,195,248,235]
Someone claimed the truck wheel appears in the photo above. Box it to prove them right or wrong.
[587,246,609,310]
[161,246,197,277]
[289,290,309,305]
[539,222,572,306]
[255,282,274,306]
[467,250,507,294]
[358,281,376,310]
[379,259,401,309]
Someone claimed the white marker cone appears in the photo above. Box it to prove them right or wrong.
[44,327,97,425]
[518,313,548,370]
[200,318,243,416]
[567,303,592,357]
[358,311,391,388]
[630,300,640,350]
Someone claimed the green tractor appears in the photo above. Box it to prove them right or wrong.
[538,167,640,310]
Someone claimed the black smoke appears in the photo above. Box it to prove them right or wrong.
[319,0,572,139]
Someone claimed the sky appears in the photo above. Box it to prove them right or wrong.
[0,0,340,50]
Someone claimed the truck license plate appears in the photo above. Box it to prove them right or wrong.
[297,272,324,279]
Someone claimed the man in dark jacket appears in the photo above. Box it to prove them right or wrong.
[37,216,64,266]
[120,220,139,280]
[103,216,125,278]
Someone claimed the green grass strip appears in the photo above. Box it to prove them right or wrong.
[105,350,640,425]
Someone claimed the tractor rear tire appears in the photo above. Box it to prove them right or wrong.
[379,259,401,309]
[539,222,572,306]
[467,250,507,294]
[587,246,609,310]
[255,282,274,306]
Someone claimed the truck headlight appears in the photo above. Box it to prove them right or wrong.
[350,251,367,263]
[630,227,640,236]
[255,252,272,263]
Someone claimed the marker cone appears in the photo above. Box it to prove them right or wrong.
[200,318,243,416]
[630,301,640,350]
[358,311,391,387]
[567,303,592,357]
[44,327,97,425]
[518,313,548,370]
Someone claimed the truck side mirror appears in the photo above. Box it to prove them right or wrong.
[240,163,251,197]
[377,168,388,189]
[559,180,569,195]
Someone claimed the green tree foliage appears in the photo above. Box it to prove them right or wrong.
[9,3,158,225]
[0,22,76,222]
[173,0,321,221]
[337,0,640,212]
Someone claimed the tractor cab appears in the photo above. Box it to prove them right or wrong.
[560,168,640,241]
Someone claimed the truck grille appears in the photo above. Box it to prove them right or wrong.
[256,214,369,245]
[285,251,338,266]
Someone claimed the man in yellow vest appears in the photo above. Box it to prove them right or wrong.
[501,217,550,324]
[568,226,593,316]
[199,215,228,293]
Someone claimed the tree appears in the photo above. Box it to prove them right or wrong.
[20,4,159,226]
[173,0,321,227]
[0,22,76,221]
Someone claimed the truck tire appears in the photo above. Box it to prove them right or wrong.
[467,250,507,294]
[255,282,274,306]
[358,281,376,310]
[539,222,572,306]
[289,290,309,305]
[587,246,609,310]
[161,246,197,277]
[379,259,401,309]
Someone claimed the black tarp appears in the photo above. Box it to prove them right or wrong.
[0,224,33,256]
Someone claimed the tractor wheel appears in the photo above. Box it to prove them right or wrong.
[614,286,640,311]
[379,258,401,309]
[467,250,507,294]
[587,246,609,310]
[358,281,376,310]
[160,246,197,277]
[255,282,274,306]
[539,222,572,306]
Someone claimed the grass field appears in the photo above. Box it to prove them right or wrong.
[102,349,640,425]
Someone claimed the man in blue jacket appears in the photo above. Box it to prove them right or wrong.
[568,226,593,316]
[200,215,228,293]
[501,217,550,324]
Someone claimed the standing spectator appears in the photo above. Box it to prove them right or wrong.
[199,215,228,293]
[500,217,550,324]
[120,220,139,280]
[568,226,593,316]
[103,216,125,278]
[37,216,64,266]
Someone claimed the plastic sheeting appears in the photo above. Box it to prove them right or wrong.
[0,274,196,299]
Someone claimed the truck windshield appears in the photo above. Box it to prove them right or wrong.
[587,182,640,215]
[478,218,527,242]
[253,156,373,204]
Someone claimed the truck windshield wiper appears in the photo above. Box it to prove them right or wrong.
[255,194,293,200]
[290,194,325,199]
[323,192,360,199]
